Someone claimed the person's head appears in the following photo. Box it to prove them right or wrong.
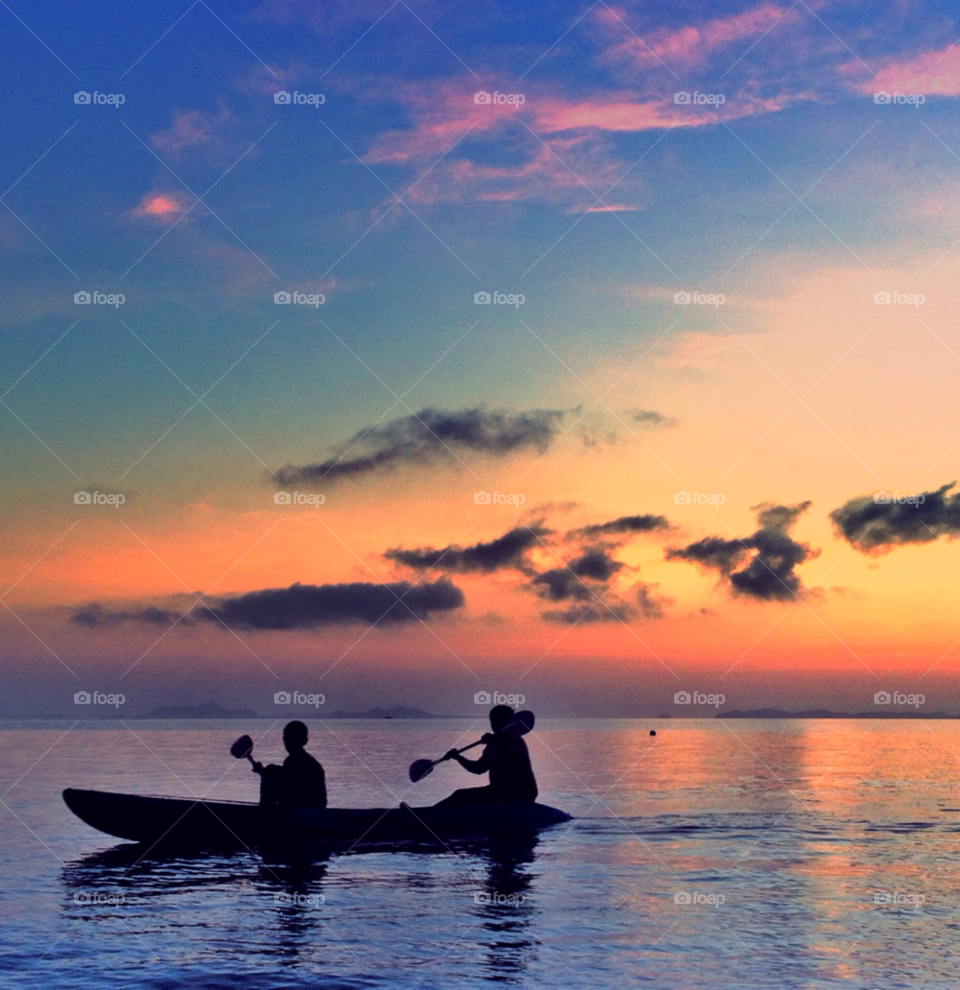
[489,705,514,732]
[283,720,309,753]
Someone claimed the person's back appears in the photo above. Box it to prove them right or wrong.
[282,746,327,809]
[485,731,537,801]
[253,720,327,809]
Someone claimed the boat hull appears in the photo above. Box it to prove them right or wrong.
[62,788,572,847]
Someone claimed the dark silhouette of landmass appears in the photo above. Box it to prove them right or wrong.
[325,706,445,719]
[719,708,957,719]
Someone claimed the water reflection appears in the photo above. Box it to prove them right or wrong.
[60,832,546,981]
[470,835,540,982]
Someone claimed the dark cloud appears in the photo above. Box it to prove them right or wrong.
[532,546,623,601]
[636,583,671,619]
[275,407,566,486]
[666,502,818,602]
[830,483,960,554]
[570,514,670,539]
[200,579,464,629]
[532,568,596,602]
[628,409,677,428]
[71,604,179,627]
[386,526,549,574]
[71,579,464,632]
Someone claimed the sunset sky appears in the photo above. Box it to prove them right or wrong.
[3,0,960,717]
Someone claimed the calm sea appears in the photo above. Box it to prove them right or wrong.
[1,717,958,988]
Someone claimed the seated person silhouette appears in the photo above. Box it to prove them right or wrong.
[252,720,327,809]
[435,704,538,806]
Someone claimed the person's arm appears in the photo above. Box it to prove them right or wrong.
[444,742,491,775]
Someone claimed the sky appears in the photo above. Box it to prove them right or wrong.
[3,0,960,718]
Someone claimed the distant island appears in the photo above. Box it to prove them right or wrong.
[718,709,958,719]
[325,706,447,719]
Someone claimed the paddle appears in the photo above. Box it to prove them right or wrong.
[408,711,535,783]
[230,734,256,767]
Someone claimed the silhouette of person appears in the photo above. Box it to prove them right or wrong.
[253,721,327,809]
[435,705,538,806]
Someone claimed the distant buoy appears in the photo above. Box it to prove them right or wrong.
[649,730,656,736]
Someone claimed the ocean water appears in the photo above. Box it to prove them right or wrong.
[1,717,959,988]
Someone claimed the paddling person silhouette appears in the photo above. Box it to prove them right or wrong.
[252,721,327,809]
[436,705,538,806]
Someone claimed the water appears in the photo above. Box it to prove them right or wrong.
[1,718,958,988]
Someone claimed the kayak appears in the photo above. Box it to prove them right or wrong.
[62,788,572,847]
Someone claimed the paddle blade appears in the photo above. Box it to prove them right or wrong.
[409,759,435,783]
[230,734,254,759]
[513,711,535,734]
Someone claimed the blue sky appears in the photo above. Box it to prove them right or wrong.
[4,0,960,715]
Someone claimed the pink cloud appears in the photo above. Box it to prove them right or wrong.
[595,3,791,72]
[151,102,230,159]
[129,192,192,222]
[361,77,800,209]
[584,204,638,213]
[847,42,960,95]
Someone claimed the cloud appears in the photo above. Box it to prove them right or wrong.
[200,578,464,629]
[361,71,798,209]
[129,192,191,223]
[386,525,549,574]
[830,483,960,554]
[149,101,237,160]
[628,409,677,428]
[71,604,179,627]
[667,502,818,601]
[275,407,567,486]
[71,579,464,631]
[570,513,670,538]
[594,3,792,73]
[847,43,960,96]
[532,546,623,602]
[636,583,671,619]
